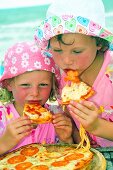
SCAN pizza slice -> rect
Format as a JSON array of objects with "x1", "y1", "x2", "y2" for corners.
[
  {"x1": 23, "y1": 102, "x2": 53, "y2": 124},
  {"x1": 61, "y1": 70, "x2": 94, "y2": 105}
]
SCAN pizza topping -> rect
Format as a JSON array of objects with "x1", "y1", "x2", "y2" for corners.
[
  {"x1": 7, "y1": 155, "x2": 26, "y2": 164},
  {"x1": 51, "y1": 160, "x2": 69, "y2": 167},
  {"x1": 20, "y1": 146, "x2": 39, "y2": 156},
  {"x1": 64, "y1": 153, "x2": 84, "y2": 161},
  {"x1": 64, "y1": 70, "x2": 80, "y2": 83},
  {"x1": 31, "y1": 165, "x2": 49, "y2": 170},
  {"x1": 15, "y1": 162, "x2": 33, "y2": 170}
]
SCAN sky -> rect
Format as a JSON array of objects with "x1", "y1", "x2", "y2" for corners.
[{"x1": 0, "y1": 0, "x2": 55, "y2": 9}]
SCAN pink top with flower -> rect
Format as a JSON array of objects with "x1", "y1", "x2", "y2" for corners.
[
  {"x1": 60, "y1": 50, "x2": 113, "y2": 147},
  {"x1": 0, "y1": 103, "x2": 59, "y2": 154}
]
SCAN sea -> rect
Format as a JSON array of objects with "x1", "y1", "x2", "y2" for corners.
[{"x1": 0, "y1": 0, "x2": 113, "y2": 64}]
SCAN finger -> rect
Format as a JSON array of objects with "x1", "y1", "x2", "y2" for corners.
[
  {"x1": 69, "y1": 110, "x2": 87, "y2": 125},
  {"x1": 53, "y1": 114, "x2": 66, "y2": 123},
  {"x1": 68, "y1": 104, "x2": 87, "y2": 120},
  {"x1": 80, "y1": 100, "x2": 97, "y2": 111},
  {"x1": 16, "y1": 124, "x2": 33, "y2": 134},
  {"x1": 17, "y1": 131, "x2": 32, "y2": 141},
  {"x1": 14, "y1": 119, "x2": 32, "y2": 129}
]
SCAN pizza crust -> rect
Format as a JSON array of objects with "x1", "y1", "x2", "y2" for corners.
[{"x1": 23, "y1": 103, "x2": 53, "y2": 124}]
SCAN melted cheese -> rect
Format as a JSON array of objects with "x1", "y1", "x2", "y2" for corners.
[{"x1": 61, "y1": 82, "x2": 91, "y2": 102}]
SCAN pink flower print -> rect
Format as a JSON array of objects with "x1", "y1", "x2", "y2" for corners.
[
  {"x1": 89, "y1": 21, "x2": 101, "y2": 32},
  {"x1": 44, "y1": 23, "x2": 51, "y2": 31},
  {"x1": 0, "y1": 111, "x2": 2, "y2": 120},
  {"x1": 6, "y1": 106, "x2": 11, "y2": 115},
  {"x1": 30, "y1": 45, "x2": 38, "y2": 53},
  {"x1": 21, "y1": 60, "x2": 29, "y2": 68},
  {"x1": 76, "y1": 25, "x2": 87, "y2": 34},
  {"x1": 21, "y1": 53, "x2": 29, "y2": 60},
  {"x1": 8, "y1": 50, "x2": 13, "y2": 59},
  {"x1": 5, "y1": 107, "x2": 13, "y2": 120},
  {"x1": 53, "y1": 25, "x2": 63, "y2": 35},
  {"x1": 6, "y1": 112, "x2": 13, "y2": 120},
  {"x1": 10, "y1": 66, "x2": 18, "y2": 75},
  {"x1": 16, "y1": 46, "x2": 23, "y2": 54},
  {"x1": 34, "y1": 61, "x2": 42, "y2": 69},
  {"x1": 44, "y1": 57, "x2": 50, "y2": 65},
  {"x1": 12, "y1": 57, "x2": 17, "y2": 64}
]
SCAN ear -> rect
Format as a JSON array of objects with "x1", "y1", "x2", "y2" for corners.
[
  {"x1": 97, "y1": 45, "x2": 102, "y2": 51},
  {"x1": 3, "y1": 80, "x2": 13, "y2": 92}
]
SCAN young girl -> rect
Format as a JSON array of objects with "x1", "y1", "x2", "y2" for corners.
[
  {"x1": 34, "y1": 0, "x2": 113, "y2": 147},
  {"x1": 0, "y1": 41, "x2": 73, "y2": 155}
]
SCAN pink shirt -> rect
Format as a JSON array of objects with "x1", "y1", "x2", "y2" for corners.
[
  {"x1": 0, "y1": 103, "x2": 58, "y2": 153},
  {"x1": 60, "y1": 50, "x2": 113, "y2": 147}
]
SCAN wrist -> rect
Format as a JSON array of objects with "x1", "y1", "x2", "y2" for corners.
[{"x1": 59, "y1": 136, "x2": 74, "y2": 144}]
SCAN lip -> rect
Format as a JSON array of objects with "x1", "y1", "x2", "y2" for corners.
[
  {"x1": 63, "y1": 69, "x2": 70, "y2": 73},
  {"x1": 27, "y1": 100, "x2": 40, "y2": 104}
]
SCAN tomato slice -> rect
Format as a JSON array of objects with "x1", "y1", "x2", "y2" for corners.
[
  {"x1": 20, "y1": 147, "x2": 39, "y2": 156},
  {"x1": 51, "y1": 160, "x2": 69, "y2": 167},
  {"x1": 15, "y1": 162, "x2": 33, "y2": 170},
  {"x1": 7, "y1": 155, "x2": 26, "y2": 164},
  {"x1": 64, "y1": 153, "x2": 84, "y2": 161}
]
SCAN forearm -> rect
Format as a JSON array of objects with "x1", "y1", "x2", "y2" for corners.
[{"x1": 91, "y1": 118, "x2": 113, "y2": 141}]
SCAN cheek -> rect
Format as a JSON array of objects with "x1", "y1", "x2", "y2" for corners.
[
  {"x1": 12, "y1": 87, "x2": 28, "y2": 102},
  {"x1": 52, "y1": 52, "x2": 61, "y2": 64},
  {"x1": 77, "y1": 53, "x2": 95, "y2": 69},
  {"x1": 41, "y1": 88, "x2": 51, "y2": 101}
]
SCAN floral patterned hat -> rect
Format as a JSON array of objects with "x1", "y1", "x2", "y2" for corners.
[
  {"x1": 34, "y1": 0, "x2": 113, "y2": 52},
  {"x1": 0, "y1": 41, "x2": 60, "y2": 85}
]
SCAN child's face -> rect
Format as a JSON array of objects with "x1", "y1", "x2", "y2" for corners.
[
  {"x1": 7, "y1": 71, "x2": 52, "y2": 112},
  {"x1": 50, "y1": 33, "x2": 100, "y2": 74}
]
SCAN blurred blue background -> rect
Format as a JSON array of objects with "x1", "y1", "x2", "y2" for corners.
[{"x1": 0, "y1": 0, "x2": 113, "y2": 63}]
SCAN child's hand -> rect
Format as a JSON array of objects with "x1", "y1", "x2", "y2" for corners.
[
  {"x1": 68, "y1": 100, "x2": 100, "y2": 133},
  {"x1": 1, "y1": 116, "x2": 32, "y2": 153},
  {"x1": 52, "y1": 113, "x2": 73, "y2": 144}
]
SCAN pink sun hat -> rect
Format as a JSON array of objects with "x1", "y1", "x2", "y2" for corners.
[
  {"x1": 0, "y1": 41, "x2": 60, "y2": 85},
  {"x1": 34, "y1": 0, "x2": 113, "y2": 51}
]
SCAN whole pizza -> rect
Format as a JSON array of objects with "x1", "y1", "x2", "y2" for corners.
[{"x1": 0, "y1": 143, "x2": 106, "y2": 170}]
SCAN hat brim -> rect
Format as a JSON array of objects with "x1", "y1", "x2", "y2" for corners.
[{"x1": 34, "y1": 15, "x2": 113, "y2": 49}]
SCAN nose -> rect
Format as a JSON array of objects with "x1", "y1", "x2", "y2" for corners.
[
  {"x1": 62, "y1": 54, "x2": 74, "y2": 66},
  {"x1": 31, "y1": 86, "x2": 39, "y2": 97}
]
